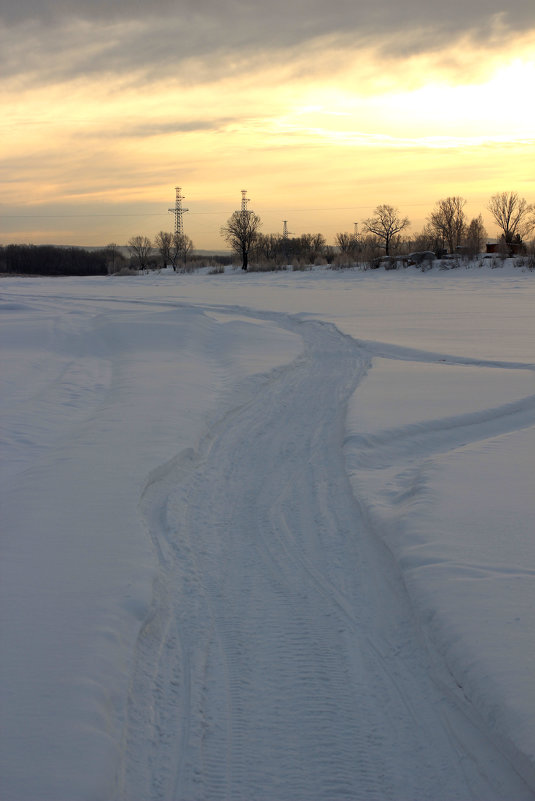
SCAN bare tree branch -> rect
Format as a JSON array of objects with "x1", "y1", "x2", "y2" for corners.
[
  {"x1": 428, "y1": 197, "x2": 467, "y2": 254},
  {"x1": 362, "y1": 205, "x2": 409, "y2": 256},
  {"x1": 221, "y1": 210, "x2": 262, "y2": 270},
  {"x1": 488, "y1": 192, "x2": 535, "y2": 244},
  {"x1": 127, "y1": 235, "x2": 152, "y2": 271}
]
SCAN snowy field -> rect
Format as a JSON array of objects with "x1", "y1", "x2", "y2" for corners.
[{"x1": 1, "y1": 262, "x2": 534, "y2": 800}]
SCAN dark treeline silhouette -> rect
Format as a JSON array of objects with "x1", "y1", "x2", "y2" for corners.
[
  {"x1": 219, "y1": 192, "x2": 534, "y2": 271},
  {"x1": 0, "y1": 245, "x2": 109, "y2": 276},
  {"x1": 254, "y1": 232, "x2": 330, "y2": 267}
]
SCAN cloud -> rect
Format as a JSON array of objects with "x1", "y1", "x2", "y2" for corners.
[
  {"x1": 2, "y1": 0, "x2": 534, "y2": 33},
  {"x1": 94, "y1": 118, "x2": 239, "y2": 139},
  {"x1": 1, "y1": 0, "x2": 533, "y2": 85},
  {"x1": 1, "y1": 0, "x2": 533, "y2": 249}
]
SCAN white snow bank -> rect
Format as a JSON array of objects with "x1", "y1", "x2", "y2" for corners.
[
  {"x1": 344, "y1": 353, "x2": 535, "y2": 788},
  {"x1": 410, "y1": 428, "x2": 535, "y2": 785}
]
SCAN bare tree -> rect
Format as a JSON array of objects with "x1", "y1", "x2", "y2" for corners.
[
  {"x1": 428, "y1": 197, "x2": 467, "y2": 253},
  {"x1": 170, "y1": 232, "x2": 194, "y2": 271},
  {"x1": 335, "y1": 231, "x2": 359, "y2": 258},
  {"x1": 254, "y1": 233, "x2": 283, "y2": 264},
  {"x1": 464, "y1": 215, "x2": 487, "y2": 256},
  {"x1": 488, "y1": 191, "x2": 535, "y2": 244},
  {"x1": 221, "y1": 209, "x2": 262, "y2": 270},
  {"x1": 362, "y1": 205, "x2": 410, "y2": 256},
  {"x1": 127, "y1": 235, "x2": 152, "y2": 271},
  {"x1": 154, "y1": 231, "x2": 173, "y2": 269},
  {"x1": 103, "y1": 242, "x2": 125, "y2": 274},
  {"x1": 409, "y1": 224, "x2": 440, "y2": 253},
  {"x1": 298, "y1": 233, "x2": 327, "y2": 263}
]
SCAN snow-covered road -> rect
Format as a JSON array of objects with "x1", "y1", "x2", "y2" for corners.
[{"x1": 1, "y1": 267, "x2": 534, "y2": 800}]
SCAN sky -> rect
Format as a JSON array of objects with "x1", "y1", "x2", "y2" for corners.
[{"x1": 1, "y1": 0, "x2": 534, "y2": 250}]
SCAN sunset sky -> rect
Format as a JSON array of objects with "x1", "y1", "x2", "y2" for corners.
[{"x1": 1, "y1": 0, "x2": 534, "y2": 250}]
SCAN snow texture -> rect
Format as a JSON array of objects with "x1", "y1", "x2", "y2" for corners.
[{"x1": 1, "y1": 263, "x2": 534, "y2": 800}]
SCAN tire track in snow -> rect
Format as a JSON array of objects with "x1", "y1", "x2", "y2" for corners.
[
  {"x1": 345, "y1": 394, "x2": 535, "y2": 472},
  {"x1": 345, "y1": 337, "x2": 535, "y2": 472},
  {"x1": 119, "y1": 311, "x2": 533, "y2": 801}
]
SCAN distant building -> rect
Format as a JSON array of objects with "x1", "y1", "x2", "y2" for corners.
[{"x1": 486, "y1": 241, "x2": 525, "y2": 256}]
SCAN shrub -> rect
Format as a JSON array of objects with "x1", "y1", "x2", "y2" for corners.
[{"x1": 248, "y1": 260, "x2": 287, "y2": 272}]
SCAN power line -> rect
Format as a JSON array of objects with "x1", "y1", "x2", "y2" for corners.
[
  {"x1": 1, "y1": 203, "x2": 432, "y2": 220},
  {"x1": 0, "y1": 213, "x2": 169, "y2": 218}
]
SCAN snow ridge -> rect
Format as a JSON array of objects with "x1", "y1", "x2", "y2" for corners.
[{"x1": 344, "y1": 342, "x2": 535, "y2": 794}]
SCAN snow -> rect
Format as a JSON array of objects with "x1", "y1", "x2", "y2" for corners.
[{"x1": 1, "y1": 262, "x2": 534, "y2": 800}]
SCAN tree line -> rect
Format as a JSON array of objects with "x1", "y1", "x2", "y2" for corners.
[
  {"x1": 0, "y1": 238, "x2": 220, "y2": 276},
  {"x1": 219, "y1": 191, "x2": 535, "y2": 270},
  {"x1": 0, "y1": 244, "x2": 110, "y2": 276},
  {"x1": 2, "y1": 191, "x2": 533, "y2": 275}
]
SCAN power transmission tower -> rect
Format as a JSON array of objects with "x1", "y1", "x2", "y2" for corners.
[
  {"x1": 168, "y1": 187, "x2": 189, "y2": 235},
  {"x1": 282, "y1": 220, "x2": 294, "y2": 239},
  {"x1": 240, "y1": 190, "x2": 251, "y2": 214},
  {"x1": 282, "y1": 220, "x2": 294, "y2": 264}
]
